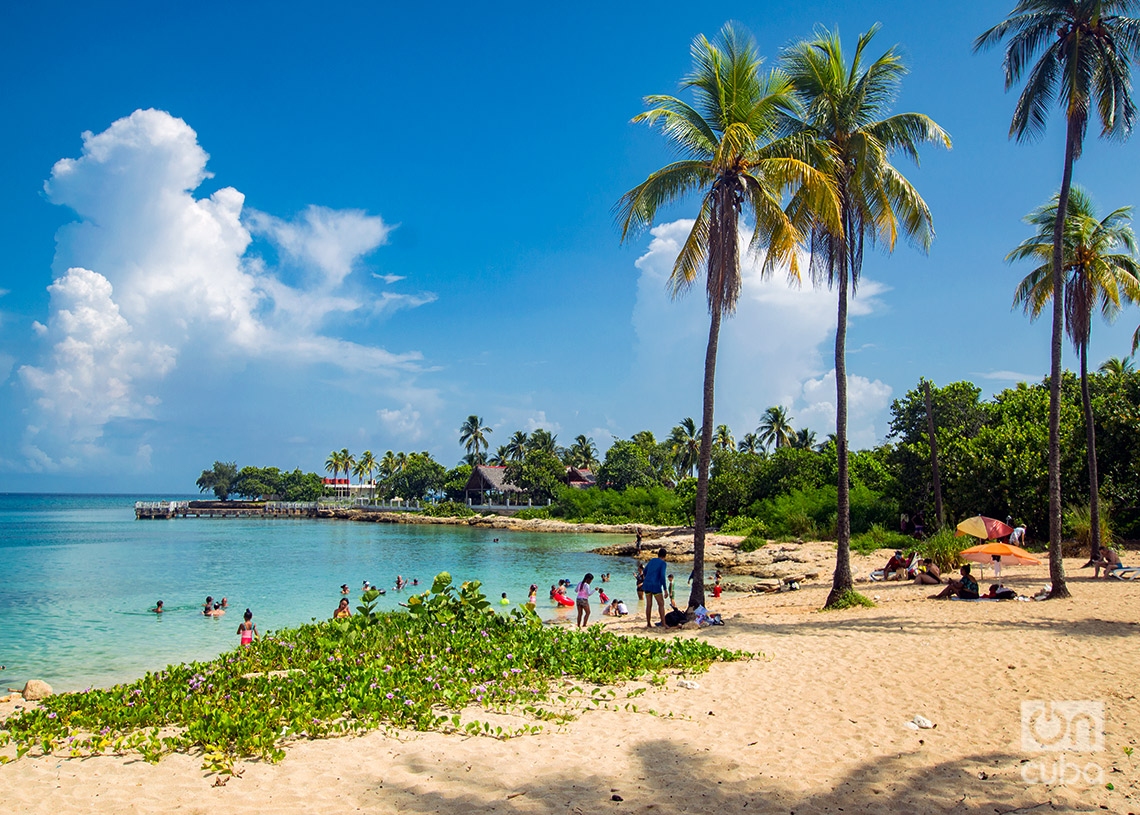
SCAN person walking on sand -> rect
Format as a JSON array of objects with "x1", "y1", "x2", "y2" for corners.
[
  {"x1": 575, "y1": 573, "x2": 595, "y2": 628},
  {"x1": 237, "y1": 609, "x2": 258, "y2": 645},
  {"x1": 642, "y1": 548, "x2": 668, "y2": 629}
]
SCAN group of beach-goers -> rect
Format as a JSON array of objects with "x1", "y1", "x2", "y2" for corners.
[{"x1": 146, "y1": 595, "x2": 259, "y2": 646}]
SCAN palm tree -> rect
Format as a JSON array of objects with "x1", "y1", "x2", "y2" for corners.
[
  {"x1": 976, "y1": 1, "x2": 1140, "y2": 599},
  {"x1": 505, "y1": 431, "x2": 529, "y2": 463},
  {"x1": 340, "y1": 449, "x2": 355, "y2": 499},
  {"x1": 791, "y1": 427, "x2": 818, "y2": 449},
  {"x1": 526, "y1": 428, "x2": 559, "y2": 457},
  {"x1": 713, "y1": 424, "x2": 734, "y2": 451},
  {"x1": 1099, "y1": 354, "x2": 1135, "y2": 386},
  {"x1": 757, "y1": 405, "x2": 795, "y2": 450},
  {"x1": 568, "y1": 435, "x2": 599, "y2": 469},
  {"x1": 783, "y1": 26, "x2": 950, "y2": 608},
  {"x1": 490, "y1": 445, "x2": 510, "y2": 466},
  {"x1": 737, "y1": 432, "x2": 762, "y2": 454},
  {"x1": 459, "y1": 415, "x2": 492, "y2": 463},
  {"x1": 668, "y1": 418, "x2": 701, "y2": 479},
  {"x1": 380, "y1": 450, "x2": 397, "y2": 478},
  {"x1": 1009, "y1": 186, "x2": 1140, "y2": 561},
  {"x1": 617, "y1": 22, "x2": 838, "y2": 610},
  {"x1": 355, "y1": 450, "x2": 377, "y2": 498},
  {"x1": 324, "y1": 450, "x2": 340, "y2": 495}
]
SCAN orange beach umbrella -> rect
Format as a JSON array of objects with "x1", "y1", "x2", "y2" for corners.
[
  {"x1": 955, "y1": 515, "x2": 1014, "y2": 541},
  {"x1": 959, "y1": 541, "x2": 1041, "y2": 566}
]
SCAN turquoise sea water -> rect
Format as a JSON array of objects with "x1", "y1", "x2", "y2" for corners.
[{"x1": 0, "y1": 494, "x2": 634, "y2": 692}]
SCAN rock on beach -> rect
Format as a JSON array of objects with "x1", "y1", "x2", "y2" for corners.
[{"x1": 21, "y1": 680, "x2": 52, "y2": 701}]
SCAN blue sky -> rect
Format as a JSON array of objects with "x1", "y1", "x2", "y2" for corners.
[{"x1": 1, "y1": 1, "x2": 1138, "y2": 492}]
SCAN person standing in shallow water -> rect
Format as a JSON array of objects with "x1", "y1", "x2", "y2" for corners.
[
  {"x1": 575, "y1": 573, "x2": 595, "y2": 628},
  {"x1": 237, "y1": 609, "x2": 258, "y2": 645},
  {"x1": 642, "y1": 548, "x2": 668, "y2": 629}
]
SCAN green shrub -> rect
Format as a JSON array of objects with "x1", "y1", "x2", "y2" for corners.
[
  {"x1": 547, "y1": 485, "x2": 685, "y2": 525},
  {"x1": 849, "y1": 523, "x2": 916, "y2": 555},
  {"x1": 1062, "y1": 502, "x2": 1114, "y2": 554},
  {"x1": 754, "y1": 484, "x2": 896, "y2": 540},
  {"x1": 513, "y1": 507, "x2": 551, "y2": 520},
  {"x1": 917, "y1": 528, "x2": 971, "y2": 571},
  {"x1": 824, "y1": 589, "x2": 875, "y2": 610},
  {"x1": 739, "y1": 528, "x2": 769, "y2": 553},
  {"x1": 416, "y1": 501, "x2": 476, "y2": 518},
  {"x1": 718, "y1": 515, "x2": 761, "y2": 535}
]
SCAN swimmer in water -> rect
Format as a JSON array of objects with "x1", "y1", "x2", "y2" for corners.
[
  {"x1": 202, "y1": 595, "x2": 214, "y2": 614},
  {"x1": 150, "y1": 600, "x2": 164, "y2": 613},
  {"x1": 341, "y1": 584, "x2": 350, "y2": 594},
  {"x1": 211, "y1": 603, "x2": 226, "y2": 617}
]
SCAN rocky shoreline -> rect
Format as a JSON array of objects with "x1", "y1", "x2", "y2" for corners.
[{"x1": 313, "y1": 507, "x2": 684, "y2": 537}]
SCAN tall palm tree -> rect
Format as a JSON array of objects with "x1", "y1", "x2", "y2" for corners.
[
  {"x1": 1010, "y1": 186, "x2": 1140, "y2": 561},
  {"x1": 616, "y1": 23, "x2": 838, "y2": 609},
  {"x1": 569, "y1": 435, "x2": 599, "y2": 469},
  {"x1": 490, "y1": 445, "x2": 510, "y2": 466},
  {"x1": 380, "y1": 450, "x2": 397, "y2": 478},
  {"x1": 976, "y1": 1, "x2": 1140, "y2": 599},
  {"x1": 459, "y1": 415, "x2": 492, "y2": 463},
  {"x1": 713, "y1": 424, "x2": 735, "y2": 451},
  {"x1": 757, "y1": 405, "x2": 795, "y2": 450},
  {"x1": 324, "y1": 450, "x2": 342, "y2": 497},
  {"x1": 737, "y1": 432, "x2": 762, "y2": 454},
  {"x1": 783, "y1": 26, "x2": 950, "y2": 608},
  {"x1": 668, "y1": 418, "x2": 701, "y2": 479},
  {"x1": 340, "y1": 449, "x2": 355, "y2": 499},
  {"x1": 505, "y1": 431, "x2": 529, "y2": 463}
]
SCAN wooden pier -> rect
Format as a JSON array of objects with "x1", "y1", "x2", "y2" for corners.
[{"x1": 135, "y1": 501, "x2": 319, "y2": 519}]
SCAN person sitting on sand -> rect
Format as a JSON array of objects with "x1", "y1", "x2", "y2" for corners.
[
  {"x1": 150, "y1": 600, "x2": 164, "y2": 613},
  {"x1": 334, "y1": 598, "x2": 351, "y2": 619},
  {"x1": 1092, "y1": 547, "x2": 1123, "y2": 578},
  {"x1": 931, "y1": 565, "x2": 980, "y2": 600},
  {"x1": 604, "y1": 598, "x2": 620, "y2": 616},
  {"x1": 643, "y1": 548, "x2": 669, "y2": 629},
  {"x1": 882, "y1": 550, "x2": 909, "y2": 581},
  {"x1": 914, "y1": 558, "x2": 941, "y2": 585}
]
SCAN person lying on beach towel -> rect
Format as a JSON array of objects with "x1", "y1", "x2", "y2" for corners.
[
  {"x1": 983, "y1": 584, "x2": 1018, "y2": 600},
  {"x1": 930, "y1": 565, "x2": 979, "y2": 600}
]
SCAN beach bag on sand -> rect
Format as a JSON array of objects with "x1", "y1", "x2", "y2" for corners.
[{"x1": 664, "y1": 609, "x2": 686, "y2": 627}]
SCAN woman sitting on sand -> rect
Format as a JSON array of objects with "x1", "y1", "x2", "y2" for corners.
[
  {"x1": 914, "y1": 559, "x2": 941, "y2": 585},
  {"x1": 930, "y1": 565, "x2": 979, "y2": 600}
]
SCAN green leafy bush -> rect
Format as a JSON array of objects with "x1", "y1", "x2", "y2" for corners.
[
  {"x1": 754, "y1": 484, "x2": 896, "y2": 539},
  {"x1": 1063, "y1": 502, "x2": 1115, "y2": 554},
  {"x1": 513, "y1": 507, "x2": 551, "y2": 520},
  {"x1": 850, "y1": 523, "x2": 916, "y2": 555},
  {"x1": 917, "y1": 528, "x2": 971, "y2": 571},
  {"x1": 548, "y1": 485, "x2": 685, "y2": 525},
  {"x1": 739, "y1": 527, "x2": 770, "y2": 552},
  {"x1": 0, "y1": 574, "x2": 745, "y2": 773},
  {"x1": 416, "y1": 501, "x2": 477, "y2": 518},
  {"x1": 718, "y1": 515, "x2": 762, "y2": 535}
]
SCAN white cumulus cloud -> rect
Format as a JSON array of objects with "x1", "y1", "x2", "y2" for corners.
[{"x1": 17, "y1": 108, "x2": 438, "y2": 472}]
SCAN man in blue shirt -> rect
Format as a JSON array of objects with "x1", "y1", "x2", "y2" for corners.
[{"x1": 643, "y1": 547, "x2": 668, "y2": 629}]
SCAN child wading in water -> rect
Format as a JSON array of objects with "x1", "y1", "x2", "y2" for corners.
[
  {"x1": 575, "y1": 573, "x2": 595, "y2": 628},
  {"x1": 237, "y1": 608, "x2": 258, "y2": 646}
]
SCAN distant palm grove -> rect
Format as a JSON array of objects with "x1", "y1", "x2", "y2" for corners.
[{"x1": 197, "y1": 6, "x2": 1140, "y2": 610}]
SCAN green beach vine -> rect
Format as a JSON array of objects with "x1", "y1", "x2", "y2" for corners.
[{"x1": 0, "y1": 573, "x2": 745, "y2": 776}]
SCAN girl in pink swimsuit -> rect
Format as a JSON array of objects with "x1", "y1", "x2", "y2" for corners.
[{"x1": 237, "y1": 609, "x2": 258, "y2": 646}]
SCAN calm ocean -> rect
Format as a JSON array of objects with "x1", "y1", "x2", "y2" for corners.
[{"x1": 0, "y1": 494, "x2": 633, "y2": 692}]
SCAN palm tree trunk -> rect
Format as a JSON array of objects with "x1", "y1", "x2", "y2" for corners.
[
  {"x1": 923, "y1": 379, "x2": 944, "y2": 528},
  {"x1": 826, "y1": 247, "x2": 853, "y2": 608},
  {"x1": 1080, "y1": 342, "x2": 1102, "y2": 562},
  {"x1": 1046, "y1": 118, "x2": 1077, "y2": 600},
  {"x1": 688, "y1": 306, "x2": 721, "y2": 611}
]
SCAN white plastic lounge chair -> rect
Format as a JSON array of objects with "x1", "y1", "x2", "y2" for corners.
[{"x1": 1109, "y1": 565, "x2": 1140, "y2": 580}]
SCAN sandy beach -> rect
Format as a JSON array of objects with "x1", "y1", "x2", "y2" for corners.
[{"x1": 1, "y1": 553, "x2": 1136, "y2": 815}]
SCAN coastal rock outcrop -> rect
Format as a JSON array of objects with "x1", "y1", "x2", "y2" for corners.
[{"x1": 22, "y1": 680, "x2": 52, "y2": 700}]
